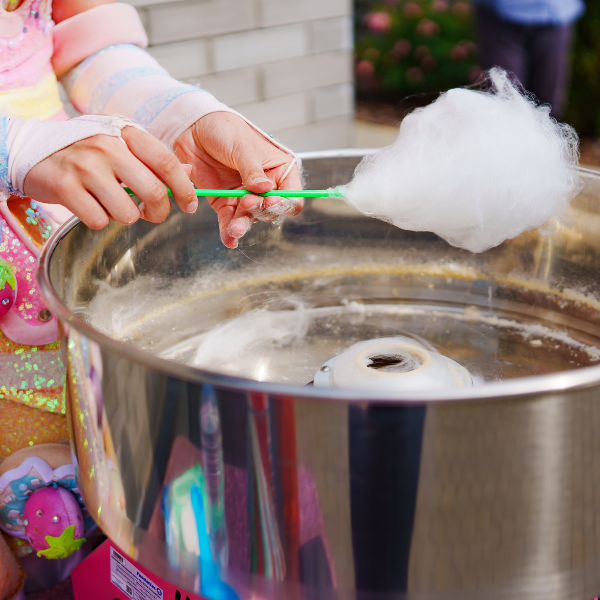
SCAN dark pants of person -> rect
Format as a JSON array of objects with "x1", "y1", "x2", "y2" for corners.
[{"x1": 476, "y1": 6, "x2": 575, "y2": 120}]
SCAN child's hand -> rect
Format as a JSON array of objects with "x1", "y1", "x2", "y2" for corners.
[
  {"x1": 173, "y1": 112, "x2": 303, "y2": 248},
  {"x1": 24, "y1": 126, "x2": 196, "y2": 229}
]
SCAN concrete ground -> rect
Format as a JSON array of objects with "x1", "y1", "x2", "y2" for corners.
[{"x1": 353, "y1": 119, "x2": 398, "y2": 148}]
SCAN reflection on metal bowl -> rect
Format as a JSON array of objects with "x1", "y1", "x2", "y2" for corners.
[{"x1": 39, "y1": 151, "x2": 600, "y2": 599}]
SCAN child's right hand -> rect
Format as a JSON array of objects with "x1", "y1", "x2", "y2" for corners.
[{"x1": 24, "y1": 126, "x2": 196, "y2": 229}]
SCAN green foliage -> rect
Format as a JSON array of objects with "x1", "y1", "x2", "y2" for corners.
[
  {"x1": 355, "y1": 0, "x2": 479, "y2": 98},
  {"x1": 566, "y1": 2, "x2": 600, "y2": 137},
  {"x1": 356, "y1": 0, "x2": 600, "y2": 137}
]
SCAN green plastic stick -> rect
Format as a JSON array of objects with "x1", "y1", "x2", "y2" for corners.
[{"x1": 124, "y1": 187, "x2": 344, "y2": 198}]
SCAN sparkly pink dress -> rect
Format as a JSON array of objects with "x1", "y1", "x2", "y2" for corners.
[{"x1": 0, "y1": 0, "x2": 70, "y2": 461}]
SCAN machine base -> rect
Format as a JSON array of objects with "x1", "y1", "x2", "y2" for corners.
[{"x1": 72, "y1": 540, "x2": 205, "y2": 600}]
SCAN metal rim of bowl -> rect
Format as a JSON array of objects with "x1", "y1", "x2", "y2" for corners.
[{"x1": 37, "y1": 152, "x2": 600, "y2": 404}]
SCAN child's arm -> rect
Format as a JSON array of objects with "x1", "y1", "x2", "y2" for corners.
[
  {"x1": 1, "y1": 115, "x2": 196, "y2": 228},
  {"x1": 51, "y1": 0, "x2": 302, "y2": 247}
]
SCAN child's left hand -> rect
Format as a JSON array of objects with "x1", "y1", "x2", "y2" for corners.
[{"x1": 173, "y1": 112, "x2": 303, "y2": 249}]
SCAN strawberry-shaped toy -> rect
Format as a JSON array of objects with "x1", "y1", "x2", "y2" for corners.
[
  {"x1": 0, "y1": 443, "x2": 95, "y2": 560},
  {"x1": 23, "y1": 485, "x2": 86, "y2": 558}
]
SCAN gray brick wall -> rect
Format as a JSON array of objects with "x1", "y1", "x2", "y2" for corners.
[{"x1": 131, "y1": 0, "x2": 355, "y2": 151}]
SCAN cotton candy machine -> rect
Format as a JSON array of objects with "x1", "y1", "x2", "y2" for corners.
[{"x1": 39, "y1": 150, "x2": 600, "y2": 600}]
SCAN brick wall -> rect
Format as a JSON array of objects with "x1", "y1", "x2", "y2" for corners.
[{"x1": 130, "y1": 0, "x2": 355, "y2": 151}]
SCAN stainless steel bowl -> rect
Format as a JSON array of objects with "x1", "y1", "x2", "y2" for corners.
[{"x1": 39, "y1": 151, "x2": 600, "y2": 600}]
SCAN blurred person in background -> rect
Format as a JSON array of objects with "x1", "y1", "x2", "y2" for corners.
[{"x1": 473, "y1": 0, "x2": 585, "y2": 119}]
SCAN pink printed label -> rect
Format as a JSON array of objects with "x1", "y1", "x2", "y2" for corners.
[{"x1": 72, "y1": 540, "x2": 206, "y2": 600}]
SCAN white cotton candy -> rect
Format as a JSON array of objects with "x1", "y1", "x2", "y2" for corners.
[
  {"x1": 249, "y1": 197, "x2": 300, "y2": 220},
  {"x1": 191, "y1": 298, "x2": 309, "y2": 378},
  {"x1": 341, "y1": 68, "x2": 583, "y2": 253}
]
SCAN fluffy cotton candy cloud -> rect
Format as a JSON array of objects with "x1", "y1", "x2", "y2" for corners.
[{"x1": 341, "y1": 68, "x2": 582, "y2": 252}]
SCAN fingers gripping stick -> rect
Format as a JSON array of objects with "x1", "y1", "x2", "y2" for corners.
[{"x1": 0, "y1": 115, "x2": 144, "y2": 199}]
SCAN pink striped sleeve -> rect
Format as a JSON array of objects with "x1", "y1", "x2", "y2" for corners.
[{"x1": 52, "y1": 3, "x2": 148, "y2": 78}]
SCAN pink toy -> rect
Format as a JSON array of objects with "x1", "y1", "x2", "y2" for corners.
[{"x1": 23, "y1": 485, "x2": 86, "y2": 558}]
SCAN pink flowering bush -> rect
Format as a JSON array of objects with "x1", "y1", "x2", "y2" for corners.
[
  {"x1": 364, "y1": 10, "x2": 392, "y2": 33},
  {"x1": 356, "y1": 0, "x2": 479, "y2": 97}
]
